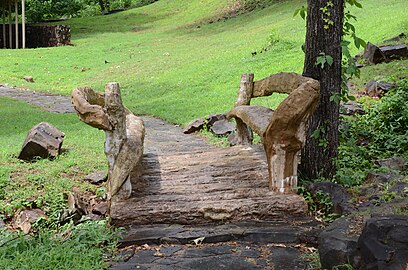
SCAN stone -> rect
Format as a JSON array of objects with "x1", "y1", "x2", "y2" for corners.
[
  {"x1": 364, "y1": 172, "x2": 403, "y2": 185},
  {"x1": 13, "y1": 209, "x2": 47, "y2": 234},
  {"x1": 374, "y1": 157, "x2": 406, "y2": 171},
  {"x1": 318, "y1": 217, "x2": 363, "y2": 270},
  {"x1": 358, "y1": 215, "x2": 408, "y2": 270},
  {"x1": 23, "y1": 76, "x2": 34, "y2": 83},
  {"x1": 0, "y1": 218, "x2": 5, "y2": 229},
  {"x1": 85, "y1": 171, "x2": 107, "y2": 184},
  {"x1": 365, "y1": 80, "x2": 395, "y2": 98},
  {"x1": 205, "y1": 114, "x2": 226, "y2": 127},
  {"x1": 341, "y1": 101, "x2": 365, "y2": 115},
  {"x1": 92, "y1": 202, "x2": 108, "y2": 216},
  {"x1": 183, "y1": 118, "x2": 205, "y2": 134},
  {"x1": 209, "y1": 119, "x2": 235, "y2": 136},
  {"x1": 307, "y1": 182, "x2": 352, "y2": 215},
  {"x1": 18, "y1": 122, "x2": 65, "y2": 161},
  {"x1": 380, "y1": 44, "x2": 408, "y2": 60},
  {"x1": 383, "y1": 33, "x2": 406, "y2": 43},
  {"x1": 363, "y1": 42, "x2": 386, "y2": 64}
]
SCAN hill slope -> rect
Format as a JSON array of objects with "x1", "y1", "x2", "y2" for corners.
[{"x1": 0, "y1": 0, "x2": 407, "y2": 124}]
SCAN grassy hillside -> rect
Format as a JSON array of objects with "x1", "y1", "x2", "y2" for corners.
[{"x1": 0, "y1": 0, "x2": 407, "y2": 125}]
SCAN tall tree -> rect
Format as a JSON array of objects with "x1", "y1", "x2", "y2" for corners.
[{"x1": 299, "y1": 0, "x2": 345, "y2": 179}]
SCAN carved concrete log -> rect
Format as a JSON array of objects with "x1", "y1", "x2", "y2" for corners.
[
  {"x1": 264, "y1": 79, "x2": 320, "y2": 193},
  {"x1": 71, "y1": 83, "x2": 145, "y2": 202},
  {"x1": 227, "y1": 72, "x2": 320, "y2": 193},
  {"x1": 233, "y1": 74, "x2": 254, "y2": 145}
]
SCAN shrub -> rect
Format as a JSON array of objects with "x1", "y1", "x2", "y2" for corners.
[{"x1": 336, "y1": 79, "x2": 408, "y2": 186}]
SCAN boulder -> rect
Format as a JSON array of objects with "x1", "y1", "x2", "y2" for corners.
[
  {"x1": 365, "y1": 80, "x2": 395, "y2": 98},
  {"x1": 380, "y1": 44, "x2": 408, "y2": 60},
  {"x1": 92, "y1": 201, "x2": 108, "y2": 216},
  {"x1": 85, "y1": 171, "x2": 108, "y2": 184},
  {"x1": 206, "y1": 113, "x2": 226, "y2": 127},
  {"x1": 209, "y1": 119, "x2": 235, "y2": 136},
  {"x1": 363, "y1": 43, "x2": 386, "y2": 64},
  {"x1": 307, "y1": 182, "x2": 353, "y2": 215},
  {"x1": 374, "y1": 157, "x2": 406, "y2": 171},
  {"x1": 183, "y1": 118, "x2": 205, "y2": 134},
  {"x1": 18, "y1": 122, "x2": 65, "y2": 161},
  {"x1": 358, "y1": 215, "x2": 408, "y2": 270},
  {"x1": 383, "y1": 33, "x2": 406, "y2": 43},
  {"x1": 364, "y1": 173, "x2": 403, "y2": 185},
  {"x1": 318, "y1": 216, "x2": 363, "y2": 269},
  {"x1": 341, "y1": 101, "x2": 365, "y2": 115},
  {"x1": 13, "y1": 209, "x2": 47, "y2": 233}
]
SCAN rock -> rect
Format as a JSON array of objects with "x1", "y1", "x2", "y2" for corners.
[
  {"x1": 363, "y1": 42, "x2": 386, "y2": 64},
  {"x1": 183, "y1": 118, "x2": 205, "y2": 134},
  {"x1": 209, "y1": 119, "x2": 235, "y2": 136},
  {"x1": 364, "y1": 173, "x2": 403, "y2": 185},
  {"x1": 341, "y1": 101, "x2": 365, "y2": 115},
  {"x1": 389, "y1": 182, "x2": 408, "y2": 196},
  {"x1": 358, "y1": 215, "x2": 408, "y2": 270},
  {"x1": 13, "y1": 209, "x2": 47, "y2": 234},
  {"x1": 380, "y1": 44, "x2": 408, "y2": 60},
  {"x1": 18, "y1": 122, "x2": 65, "y2": 161},
  {"x1": 374, "y1": 157, "x2": 406, "y2": 171},
  {"x1": 92, "y1": 202, "x2": 108, "y2": 216},
  {"x1": 85, "y1": 171, "x2": 107, "y2": 184},
  {"x1": 383, "y1": 33, "x2": 406, "y2": 43},
  {"x1": 206, "y1": 114, "x2": 226, "y2": 127},
  {"x1": 23, "y1": 76, "x2": 34, "y2": 83},
  {"x1": 228, "y1": 131, "x2": 240, "y2": 146},
  {"x1": 365, "y1": 80, "x2": 395, "y2": 98},
  {"x1": 318, "y1": 216, "x2": 363, "y2": 270},
  {"x1": 307, "y1": 182, "x2": 352, "y2": 215},
  {"x1": 0, "y1": 219, "x2": 5, "y2": 229}
]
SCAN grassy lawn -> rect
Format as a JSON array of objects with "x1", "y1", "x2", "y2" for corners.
[
  {"x1": 0, "y1": 0, "x2": 407, "y2": 268},
  {"x1": 1, "y1": 0, "x2": 407, "y2": 125}
]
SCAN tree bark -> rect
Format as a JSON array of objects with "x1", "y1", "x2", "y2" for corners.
[{"x1": 299, "y1": 0, "x2": 344, "y2": 180}]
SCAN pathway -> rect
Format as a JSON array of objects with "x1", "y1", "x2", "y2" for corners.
[{"x1": 0, "y1": 86, "x2": 319, "y2": 269}]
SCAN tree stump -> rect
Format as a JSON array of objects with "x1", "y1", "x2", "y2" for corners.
[{"x1": 71, "y1": 83, "x2": 145, "y2": 202}]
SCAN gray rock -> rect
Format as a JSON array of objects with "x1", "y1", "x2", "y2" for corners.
[
  {"x1": 383, "y1": 33, "x2": 406, "y2": 43},
  {"x1": 206, "y1": 113, "x2": 226, "y2": 127},
  {"x1": 183, "y1": 118, "x2": 205, "y2": 134},
  {"x1": 318, "y1": 217, "x2": 362, "y2": 270},
  {"x1": 358, "y1": 215, "x2": 408, "y2": 270},
  {"x1": 92, "y1": 201, "x2": 108, "y2": 216},
  {"x1": 18, "y1": 122, "x2": 65, "y2": 161},
  {"x1": 365, "y1": 80, "x2": 395, "y2": 98},
  {"x1": 209, "y1": 119, "x2": 235, "y2": 136},
  {"x1": 85, "y1": 171, "x2": 107, "y2": 184},
  {"x1": 374, "y1": 157, "x2": 406, "y2": 171},
  {"x1": 365, "y1": 172, "x2": 403, "y2": 184},
  {"x1": 307, "y1": 182, "x2": 353, "y2": 215},
  {"x1": 363, "y1": 42, "x2": 386, "y2": 64},
  {"x1": 341, "y1": 101, "x2": 365, "y2": 115},
  {"x1": 380, "y1": 44, "x2": 408, "y2": 60}
]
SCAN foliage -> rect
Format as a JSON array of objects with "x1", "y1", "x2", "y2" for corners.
[
  {"x1": 0, "y1": 220, "x2": 121, "y2": 270},
  {"x1": 296, "y1": 186, "x2": 338, "y2": 222},
  {"x1": 336, "y1": 80, "x2": 408, "y2": 186}
]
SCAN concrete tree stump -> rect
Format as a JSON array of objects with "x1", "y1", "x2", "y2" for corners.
[
  {"x1": 71, "y1": 83, "x2": 145, "y2": 202},
  {"x1": 227, "y1": 72, "x2": 320, "y2": 193}
]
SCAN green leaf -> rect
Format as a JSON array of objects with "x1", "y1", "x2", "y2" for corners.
[
  {"x1": 355, "y1": 1, "x2": 363, "y2": 8},
  {"x1": 326, "y1": 55, "x2": 334, "y2": 66}
]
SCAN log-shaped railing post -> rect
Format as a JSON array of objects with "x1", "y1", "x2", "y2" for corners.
[
  {"x1": 234, "y1": 73, "x2": 254, "y2": 145},
  {"x1": 71, "y1": 83, "x2": 145, "y2": 204}
]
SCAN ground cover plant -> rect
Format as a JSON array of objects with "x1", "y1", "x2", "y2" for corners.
[{"x1": 0, "y1": 0, "x2": 408, "y2": 268}]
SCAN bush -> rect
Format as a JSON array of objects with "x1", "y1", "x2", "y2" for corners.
[{"x1": 336, "y1": 79, "x2": 408, "y2": 186}]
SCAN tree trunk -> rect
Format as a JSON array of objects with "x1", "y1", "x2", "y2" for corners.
[{"x1": 299, "y1": 0, "x2": 344, "y2": 180}]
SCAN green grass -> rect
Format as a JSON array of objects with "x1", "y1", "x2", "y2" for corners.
[
  {"x1": 0, "y1": 97, "x2": 106, "y2": 219},
  {"x1": 1, "y1": 0, "x2": 406, "y2": 125}
]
